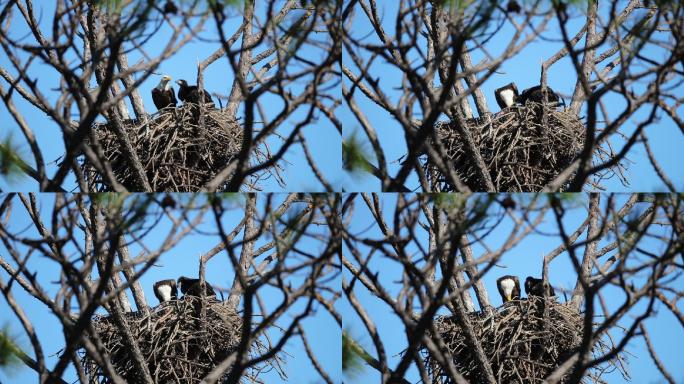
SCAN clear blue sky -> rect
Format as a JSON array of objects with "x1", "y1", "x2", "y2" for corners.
[
  {"x1": 0, "y1": 193, "x2": 340, "y2": 383},
  {"x1": 341, "y1": 1, "x2": 684, "y2": 192},
  {"x1": 341, "y1": 193, "x2": 684, "y2": 383},
  {"x1": 0, "y1": 2, "x2": 342, "y2": 192}
]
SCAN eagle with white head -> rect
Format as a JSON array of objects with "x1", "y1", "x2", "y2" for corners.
[
  {"x1": 496, "y1": 275, "x2": 521, "y2": 304},
  {"x1": 153, "y1": 279, "x2": 178, "y2": 303}
]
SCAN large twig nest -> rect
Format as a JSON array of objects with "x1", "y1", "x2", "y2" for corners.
[
  {"x1": 423, "y1": 297, "x2": 613, "y2": 384},
  {"x1": 424, "y1": 103, "x2": 588, "y2": 192},
  {"x1": 82, "y1": 297, "x2": 243, "y2": 383},
  {"x1": 82, "y1": 105, "x2": 252, "y2": 191}
]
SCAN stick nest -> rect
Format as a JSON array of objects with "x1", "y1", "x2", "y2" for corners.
[
  {"x1": 423, "y1": 297, "x2": 598, "y2": 384},
  {"x1": 83, "y1": 105, "x2": 249, "y2": 191},
  {"x1": 424, "y1": 104, "x2": 587, "y2": 192},
  {"x1": 82, "y1": 297, "x2": 243, "y2": 383}
]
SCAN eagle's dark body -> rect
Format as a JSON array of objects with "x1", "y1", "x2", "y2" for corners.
[
  {"x1": 518, "y1": 85, "x2": 561, "y2": 106},
  {"x1": 525, "y1": 276, "x2": 556, "y2": 297},
  {"x1": 176, "y1": 79, "x2": 214, "y2": 107},
  {"x1": 152, "y1": 75, "x2": 177, "y2": 111},
  {"x1": 177, "y1": 276, "x2": 217, "y2": 298}
]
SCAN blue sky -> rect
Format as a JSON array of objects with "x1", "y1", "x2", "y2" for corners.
[
  {"x1": 341, "y1": 193, "x2": 684, "y2": 383},
  {"x1": 0, "y1": 193, "x2": 340, "y2": 383},
  {"x1": 341, "y1": 1, "x2": 684, "y2": 192},
  {"x1": 0, "y1": 2, "x2": 342, "y2": 192}
]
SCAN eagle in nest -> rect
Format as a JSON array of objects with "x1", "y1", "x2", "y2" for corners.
[
  {"x1": 518, "y1": 85, "x2": 562, "y2": 107},
  {"x1": 177, "y1": 276, "x2": 217, "y2": 299},
  {"x1": 151, "y1": 75, "x2": 178, "y2": 111},
  {"x1": 497, "y1": 275, "x2": 521, "y2": 304},
  {"x1": 494, "y1": 82, "x2": 519, "y2": 110},
  {"x1": 153, "y1": 279, "x2": 178, "y2": 303},
  {"x1": 525, "y1": 276, "x2": 556, "y2": 297},
  {"x1": 494, "y1": 82, "x2": 563, "y2": 109},
  {"x1": 176, "y1": 79, "x2": 215, "y2": 108}
]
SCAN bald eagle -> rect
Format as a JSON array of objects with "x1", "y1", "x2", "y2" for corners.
[
  {"x1": 177, "y1": 276, "x2": 217, "y2": 298},
  {"x1": 497, "y1": 275, "x2": 521, "y2": 304},
  {"x1": 518, "y1": 85, "x2": 562, "y2": 107},
  {"x1": 524, "y1": 276, "x2": 555, "y2": 297},
  {"x1": 153, "y1": 279, "x2": 178, "y2": 303},
  {"x1": 151, "y1": 75, "x2": 177, "y2": 111},
  {"x1": 175, "y1": 79, "x2": 215, "y2": 108},
  {"x1": 495, "y1": 82, "x2": 519, "y2": 110}
]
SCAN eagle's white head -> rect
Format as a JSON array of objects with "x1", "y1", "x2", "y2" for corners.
[
  {"x1": 497, "y1": 275, "x2": 520, "y2": 303},
  {"x1": 499, "y1": 88, "x2": 516, "y2": 108},
  {"x1": 157, "y1": 75, "x2": 172, "y2": 91},
  {"x1": 156, "y1": 284, "x2": 173, "y2": 302},
  {"x1": 153, "y1": 279, "x2": 177, "y2": 304},
  {"x1": 500, "y1": 278, "x2": 516, "y2": 300},
  {"x1": 495, "y1": 82, "x2": 519, "y2": 110}
]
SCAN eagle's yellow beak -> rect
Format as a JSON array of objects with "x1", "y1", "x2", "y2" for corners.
[
  {"x1": 505, "y1": 293, "x2": 512, "y2": 302},
  {"x1": 162, "y1": 75, "x2": 172, "y2": 81}
]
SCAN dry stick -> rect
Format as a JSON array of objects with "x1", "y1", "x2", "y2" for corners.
[
  {"x1": 85, "y1": 9, "x2": 150, "y2": 191},
  {"x1": 49, "y1": 222, "x2": 124, "y2": 379},
  {"x1": 296, "y1": 324, "x2": 334, "y2": 384},
  {"x1": 207, "y1": 87, "x2": 316, "y2": 191},
  {"x1": 298, "y1": 132, "x2": 334, "y2": 192},
  {"x1": 0, "y1": 276, "x2": 52, "y2": 382},
  {"x1": 0, "y1": 82, "x2": 47, "y2": 184},
  {"x1": 569, "y1": 0, "x2": 599, "y2": 115},
  {"x1": 571, "y1": 193, "x2": 601, "y2": 310},
  {"x1": 93, "y1": 215, "x2": 132, "y2": 313},
  {"x1": 458, "y1": 234, "x2": 491, "y2": 309},
  {"x1": 343, "y1": 279, "x2": 393, "y2": 382},
  {"x1": 202, "y1": 193, "x2": 298, "y2": 267},
  {"x1": 79, "y1": 327, "x2": 128, "y2": 384},
  {"x1": 429, "y1": 8, "x2": 492, "y2": 190},
  {"x1": 198, "y1": 254, "x2": 209, "y2": 342},
  {"x1": 421, "y1": 326, "x2": 470, "y2": 384},
  {"x1": 226, "y1": 194, "x2": 258, "y2": 311},
  {"x1": 443, "y1": 294, "x2": 497, "y2": 384},
  {"x1": 422, "y1": 122, "x2": 472, "y2": 192},
  {"x1": 390, "y1": 214, "x2": 497, "y2": 383},
  {"x1": 350, "y1": 333, "x2": 412, "y2": 384},
  {"x1": 543, "y1": 215, "x2": 589, "y2": 263},
  {"x1": 342, "y1": 82, "x2": 389, "y2": 185},
  {"x1": 458, "y1": 43, "x2": 490, "y2": 117},
  {"x1": 344, "y1": 61, "x2": 457, "y2": 189},
  {"x1": 639, "y1": 323, "x2": 676, "y2": 384},
  {"x1": 341, "y1": 255, "x2": 404, "y2": 315},
  {"x1": 115, "y1": 53, "x2": 147, "y2": 124},
  {"x1": 225, "y1": 1, "x2": 256, "y2": 118},
  {"x1": 107, "y1": 303, "x2": 154, "y2": 384},
  {"x1": 641, "y1": 132, "x2": 676, "y2": 192},
  {"x1": 428, "y1": 207, "x2": 475, "y2": 312},
  {"x1": 115, "y1": 235, "x2": 149, "y2": 316}
]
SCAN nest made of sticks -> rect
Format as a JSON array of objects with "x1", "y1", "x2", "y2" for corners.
[
  {"x1": 83, "y1": 104, "x2": 247, "y2": 191},
  {"x1": 423, "y1": 297, "x2": 599, "y2": 384},
  {"x1": 82, "y1": 297, "x2": 243, "y2": 383},
  {"x1": 424, "y1": 103, "x2": 587, "y2": 192}
]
